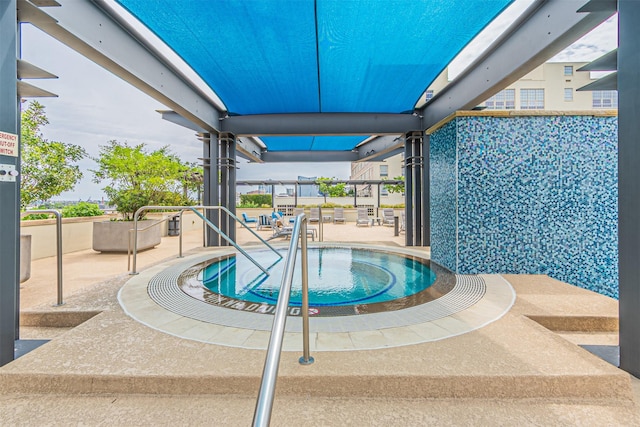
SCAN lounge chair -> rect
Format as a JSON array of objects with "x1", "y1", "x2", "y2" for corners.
[
  {"x1": 241, "y1": 212, "x2": 257, "y2": 227},
  {"x1": 333, "y1": 207, "x2": 346, "y2": 224},
  {"x1": 356, "y1": 208, "x2": 370, "y2": 227},
  {"x1": 309, "y1": 207, "x2": 320, "y2": 223},
  {"x1": 268, "y1": 216, "x2": 293, "y2": 240},
  {"x1": 382, "y1": 208, "x2": 395, "y2": 227},
  {"x1": 268, "y1": 216, "x2": 317, "y2": 241}
]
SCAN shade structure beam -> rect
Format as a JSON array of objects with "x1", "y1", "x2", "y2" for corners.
[
  {"x1": 356, "y1": 135, "x2": 405, "y2": 162},
  {"x1": 17, "y1": 0, "x2": 224, "y2": 133},
  {"x1": 160, "y1": 110, "x2": 263, "y2": 163},
  {"x1": 221, "y1": 113, "x2": 422, "y2": 136},
  {"x1": 261, "y1": 150, "x2": 358, "y2": 163},
  {"x1": 420, "y1": 0, "x2": 616, "y2": 129}
]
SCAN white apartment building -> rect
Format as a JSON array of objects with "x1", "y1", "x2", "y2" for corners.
[
  {"x1": 480, "y1": 62, "x2": 617, "y2": 110},
  {"x1": 352, "y1": 62, "x2": 618, "y2": 187}
]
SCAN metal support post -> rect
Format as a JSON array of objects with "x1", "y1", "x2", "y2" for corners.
[
  {"x1": 219, "y1": 134, "x2": 229, "y2": 245},
  {"x1": 619, "y1": 0, "x2": 640, "y2": 377},
  {"x1": 404, "y1": 138, "x2": 414, "y2": 246},
  {"x1": 404, "y1": 132, "x2": 425, "y2": 247},
  {"x1": 422, "y1": 133, "x2": 431, "y2": 246},
  {"x1": 0, "y1": 0, "x2": 19, "y2": 366},
  {"x1": 202, "y1": 133, "x2": 219, "y2": 246},
  {"x1": 299, "y1": 219, "x2": 313, "y2": 365},
  {"x1": 219, "y1": 132, "x2": 237, "y2": 245}
]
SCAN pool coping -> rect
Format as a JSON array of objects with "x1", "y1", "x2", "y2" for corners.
[{"x1": 118, "y1": 244, "x2": 516, "y2": 351}]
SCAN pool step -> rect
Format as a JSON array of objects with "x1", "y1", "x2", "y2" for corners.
[
  {"x1": 2, "y1": 390, "x2": 639, "y2": 425},
  {"x1": 20, "y1": 310, "x2": 101, "y2": 328},
  {"x1": 0, "y1": 312, "x2": 633, "y2": 402}
]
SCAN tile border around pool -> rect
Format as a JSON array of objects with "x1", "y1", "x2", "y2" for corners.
[{"x1": 118, "y1": 244, "x2": 516, "y2": 351}]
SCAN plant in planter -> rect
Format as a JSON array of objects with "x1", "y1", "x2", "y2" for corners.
[{"x1": 91, "y1": 140, "x2": 193, "y2": 252}]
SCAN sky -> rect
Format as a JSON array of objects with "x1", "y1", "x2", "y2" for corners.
[{"x1": 18, "y1": 0, "x2": 618, "y2": 202}]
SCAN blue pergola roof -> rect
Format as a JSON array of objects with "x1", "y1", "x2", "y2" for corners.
[
  {"x1": 261, "y1": 135, "x2": 366, "y2": 151},
  {"x1": 116, "y1": 0, "x2": 512, "y2": 119}
]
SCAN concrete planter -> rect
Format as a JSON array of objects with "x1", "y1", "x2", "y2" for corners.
[
  {"x1": 92, "y1": 220, "x2": 161, "y2": 253},
  {"x1": 20, "y1": 235, "x2": 31, "y2": 283}
]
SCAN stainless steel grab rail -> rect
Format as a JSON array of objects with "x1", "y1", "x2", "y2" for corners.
[
  {"x1": 129, "y1": 205, "x2": 282, "y2": 275},
  {"x1": 127, "y1": 211, "x2": 185, "y2": 271},
  {"x1": 253, "y1": 213, "x2": 313, "y2": 427},
  {"x1": 21, "y1": 209, "x2": 63, "y2": 306}
]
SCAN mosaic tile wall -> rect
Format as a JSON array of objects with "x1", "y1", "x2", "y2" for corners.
[{"x1": 430, "y1": 115, "x2": 619, "y2": 298}]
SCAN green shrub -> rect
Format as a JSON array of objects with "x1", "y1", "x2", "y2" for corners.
[
  {"x1": 239, "y1": 194, "x2": 271, "y2": 207},
  {"x1": 62, "y1": 202, "x2": 104, "y2": 218},
  {"x1": 21, "y1": 212, "x2": 51, "y2": 220}
]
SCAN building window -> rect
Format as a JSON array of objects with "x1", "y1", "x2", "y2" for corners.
[
  {"x1": 592, "y1": 90, "x2": 618, "y2": 108},
  {"x1": 380, "y1": 187, "x2": 389, "y2": 196},
  {"x1": 380, "y1": 165, "x2": 388, "y2": 177},
  {"x1": 520, "y1": 89, "x2": 544, "y2": 109},
  {"x1": 564, "y1": 65, "x2": 573, "y2": 76},
  {"x1": 564, "y1": 88, "x2": 573, "y2": 102},
  {"x1": 484, "y1": 89, "x2": 515, "y2": 110},
  {"x1": 425, "y1": 90, "x2": 434, "y2": 102}
]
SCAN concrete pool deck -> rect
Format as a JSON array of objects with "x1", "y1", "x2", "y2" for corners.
[{"x1": 2, "y1": 223, "x2": 638, "y2": 425}]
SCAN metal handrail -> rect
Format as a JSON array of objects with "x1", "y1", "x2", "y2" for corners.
[
  {"x1": 318, "y1": 206, "x2": 323, "y2": 241},
  {"x1": 253, "y1": 213, "x2": 313, "y2": 427},
  {"x1": 127, "y1": 211, "x2": 186, "y2": 270},
  {"x1": 21, "y1": 209, "x2": 63, "y2": 306},
  {"x1": 129, "y1": 205, "x2": 282, "y2": 274}
]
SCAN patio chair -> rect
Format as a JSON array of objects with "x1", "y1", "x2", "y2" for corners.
[
  {"x1": 382, "y1": 208, "x2": 395, "y2": 227},
  {"x1": 271, "y1": 211, "x2": 286, "y2": 227},
  {"x1": 289, "y1": 207, "x2": 304, "y2": 223},
  {"x1": 333, "y1": 207, "x2": 346, "y2": 224},
  {"x1": 309, "y1": 207, "x2": 320, "y2": 223},
  {"x1": 257, "y1": 214, "x2": 271, "y2": 230},
  {"x1": 356, "y1": 207, "x2": 371, "y2": 227},
  {"x1": 400, "y1": 212, "x2": 406, "y2": 232},
  {"x1": 241, "y1": 212, "x2": 257, "y2": 227}
]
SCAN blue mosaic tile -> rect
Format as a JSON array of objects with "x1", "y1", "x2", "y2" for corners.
[
  {"x1": 430, "y1": 120, "x2": 458, "y2": 271},
  {"x1": 430, "y1": 115, "x2": 618, "y2": 299}
]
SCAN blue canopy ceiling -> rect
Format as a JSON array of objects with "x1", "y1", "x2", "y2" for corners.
[
  {"x1": 116, "y1": 0, "x2": 513, "y2": 150},
  {"x1": 261, "y1": 136, "x2": 366, "y2": 151}
]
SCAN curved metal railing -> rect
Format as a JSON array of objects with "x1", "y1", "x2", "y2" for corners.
[
  {"x1": 127, "y1": 210, "x2": 187, "y2": 271},
  {"x1": 21, "y1": 209, "x2": 63, "y2": 306},
  {"x1": 253, "y1": 213, "x2": 313, "y2": 427},
  {"x1": 129, "y1": 205, "x2": 282, "y2": 275}
]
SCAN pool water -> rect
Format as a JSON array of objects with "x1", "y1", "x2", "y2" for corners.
[{"x1": 198, "y1": 247, "x2": 436, "y2": 307}]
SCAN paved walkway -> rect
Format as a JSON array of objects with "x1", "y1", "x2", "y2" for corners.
[{"x1": 4, "y1": 222, "x2": 639, "y2": 426}]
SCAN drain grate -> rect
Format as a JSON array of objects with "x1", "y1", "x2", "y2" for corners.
[{"x1": 146, "y1": 254, "x2": 487, "y2": 332}]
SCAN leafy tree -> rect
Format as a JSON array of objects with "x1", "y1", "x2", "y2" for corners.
[
  {"x1": 20, "y1": 101, "x2": 87, "y2": 209},
  {"x1": 92, "y1": 140, "x2": 191, "y2": 220},
  {"x1": 383, "y1": 176, "x2": 405, "y2": 194},
  {"x1": 316, "y1": 177, "x2": 346, "y2": 203},
  {"x1": 179, "y1": 162, "x2": 204, "y2": 202}
]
